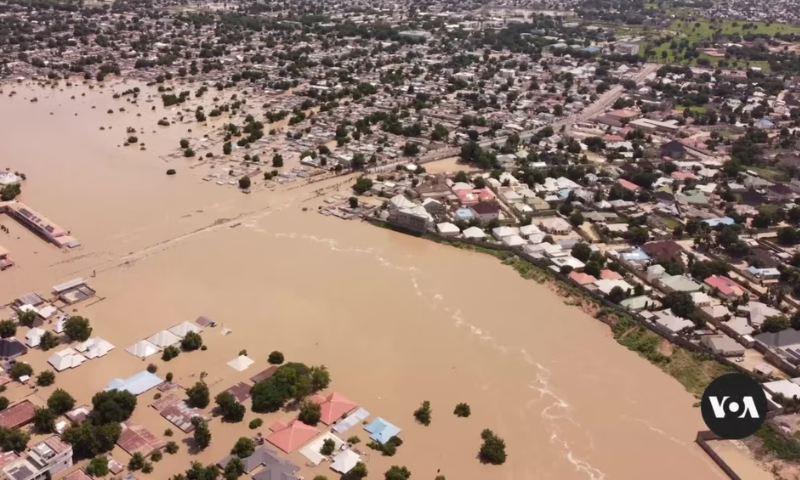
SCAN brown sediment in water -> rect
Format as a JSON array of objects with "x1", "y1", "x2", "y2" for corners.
[{"x1": 0, "y1": 80, "x2": 730, "y2": 480}]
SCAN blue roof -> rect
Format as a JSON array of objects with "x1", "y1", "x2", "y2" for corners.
[
  {"x1": 558, "y1": 189, "x2": 572, "y2": 199},
  {"x1": 703, "y1": 217, "x2": 735, "y2": 227},
  {"x1": 583, "y1": 46, "x2": 601, "y2": 53},
  {"x1": 756, "y1": 119, "x2": 775, "y2": 127},
  {"x1": 455, "y1": 208, "x2": 474, "y2": 219},
  {"x1": 105, "y1": 371, "x2": 163, "y2": 396},
  {"x1": 364, "y1": 417, "x2": 401, "y2": 444},
  {"x1": 622, "y1": 249, "x2": 650, "y2": 262}
]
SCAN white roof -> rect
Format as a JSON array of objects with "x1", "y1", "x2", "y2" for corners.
[
  {"x1": 763, "y1": 379, "x2": 800, "y2": 399},
  {"x1": 519, "y1": 224, "x2": 542, "y2": 237},
  {"x1": 502, "y1": 234, "x2": 526, "y2": 247},
  {"x1": 37, "y1": 305, "x2": 58, "y2": 319},
  {"x1": 492, "y1": 226, "x2": 520, "y2": 239},
  {"x1": 436, "y1": 222, "x2": 460, "y2": 234},
  {"x1": 48, "y1": 348, "x2": 87, "y2": 371},
  {"x1": 75, "y1": 338, "x2": 115, "y2": 359},
  {"x1": 462, "y1": 226, "x2": 486, "y2": 239},
  {"x1": 146, "y1": 330, "x2": 182, "y2": 348},
  {"x1": 331, "y1": 449, "x2": 361, "y2": 474},
  {"x1": 126, "y1": 340, "x2": 160, "y2": 358},
  {"x1": 227, "y1": 355, "x2": 255, "y2": 372},
  {"x1": 54, "y1": 318, "x2": 65, "y2": 334},
  {"x1": 26, "y1": 328, "x2": 45, "y2": 347},
  {"x1": 168, "y1": 321, "x2": 203, "y2": 338},
  {"x1": 389, "y1": 195, "x2": 415, "y2": 210},
  {"x1": 595, "y1": 279, "x2": 634, "y2": 295},
  {"x1": 301, "y1": 431, "x2": 345, "y2": 466}
]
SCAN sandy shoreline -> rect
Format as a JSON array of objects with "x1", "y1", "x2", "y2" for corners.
[{"x1": 0, "y1": 80, "x2": 727, "y2": 480}]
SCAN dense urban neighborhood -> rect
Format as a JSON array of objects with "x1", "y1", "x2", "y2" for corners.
[{"x1": 7, "y1": 0, "x2": 800, "y2": 478}]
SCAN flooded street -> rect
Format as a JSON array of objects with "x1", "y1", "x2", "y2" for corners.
[{"x1": 0, "y1": 81, "x2": 726, "y2": 480}]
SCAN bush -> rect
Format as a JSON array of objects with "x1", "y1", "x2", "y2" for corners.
[
  {"x1": 479, "y1": 429, "x2": 507, "y2": 465},
  {"x1": 298, "y1": 401, "x2": 321, "y2": 426},
  {"x1": 413, "y1": 401, "x2": 432, "y2": 426},
  {"x1": 384, "y1": 466, "x2": 411, "y2": 480},
  {"x1": 147, "y1": 363, "x2": 157, "y2": 374},
  {"x1": 164, "y1": 428, "x2": 173, "y2": 437},
  {"x1": 180, "y1": 139, "x2": 190, "y2": 149},
  {"x1": 216, "y1": 391, "x2": 246, "y2": 422},
  {"x1": 239, "y1": 176, "x2": 251, "y2": 189},
  {"x1": 0, "y1": 321, "x2": 15, "y2": 339},
  {"x1": 166, "y1": 169, "x2": 176, "y2": 175},
  {"x1": 181, "y1": 331, "x2": 203, "y2": 351},
  {"x1": 268, "y1": 351, "x2": 284, "y2": 364},
  {"x1": 347, "y1": 436, "x2": 360, "y2": 445},
  {"x1": 249, "y1": 418, "x2": 264, "y2": 429},
  {"x1": 192, "y1": 418, "x2": 211, "y2": 449},
  {"x1": 33, "y1": 407, "x2": 56, "y2": 433},
  {"x1": 165, "y1": 441, "x2": 179, "y2": 454},
  {"x1": 166, "y1": 372, "x2": 174, "y2": 382},
  {"x1": 141, "y1": 462, "x2": 153, "y2": 474},
  {"x1": 454, "y1": 403, "x2": 471, "y2": 417},
  {"x1": 9, "y1": 363, "x2": 32, "y2": 380},
  {"x1": 0, "y1": 397, "x2": 8, "y2": 411},
  {"x1": 128, "y1": 452, "x2": 146, "y2": 471},
  {"x1": 40, "y1": 331, "x2": 60, "y2": 351},
  {"x1": 36, "y1": 370, "x2": 55, "y2": 387},
  {"x1": 91, "y1": 390, "x2": 137, "y2": 424},
  {"x1": 151, "y1": 449, "x2": 162, "y2": 462}
]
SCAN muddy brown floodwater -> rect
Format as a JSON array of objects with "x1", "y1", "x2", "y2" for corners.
[{"x1": 0, "y1": 80, "x2": 728, "y2": 480}]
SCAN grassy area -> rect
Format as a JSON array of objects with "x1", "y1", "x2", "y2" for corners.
[
  {"x1": 671, "y1": 19, "x2": 800, "y2": 40},
  {"x1": 675, "y1": 105, "x2": 708, "y2": 114},
  {"x1": 756, "y1": 425, "x2": 800, "y2": 461},
  {"x1": 662, "y1": 349, "x2": 737, "y2": 397},
  {"x1": 750, "y1": 166, "x2": 788, "y2": 182}
]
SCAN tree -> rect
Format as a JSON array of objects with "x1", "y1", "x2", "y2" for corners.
[
  {"x1": 349, "y1": 197, "x2": 359, "y2": 209},
  {"x1": 454, "y1": 403, "x2": 471, "y2": 417},
  {"x1": 238, "y1": 176, "x2": 251, "y2": 190},
  {"x1": 268, "y1": 351, "x2": 284, "y2": 364},
  {"x1": 224, "y1": 457, "x2": 245, "y2": 479},
  {"x1": 86, "y1": 457, "x2": 109, "y2": 477},
  {"x1": 0, "y1": 184, "x2": 21, "y2": 202},
  {"x1": 0, "y1": 321, "x2": 16, "y2": 339},
  {"x1": 231, "y1": 437, "x2": 255, "y2": 458},
  {"x1": 0, "y1": 427, "x2": 28, "y2": 453},
  {"x1": 17, "y1": 310, "x2": 37, "y2": 328},
  {"x1": 320, "y1": 438, "x2": 336, "y2": 455},
  {"x1": 413, "y1": 400, "x2": 432, "y2": 426},
  {"x1": 249, "y1": 419, "x2": 263, "y2": 430},
  {"x1": 9, "y1": 363, "x2": 32, "y2": 380},
  {"x1": 353, "y1": 177, "x2": 374, "y2": 195},
  {"x1": 664, "y1": 291, "x2": 695, "y2": 319},
  {"x1": 352, "y1": 154, "x2": 366, "y2": 171},
  {"x1": 571, "y1": 243, "x2": 592, "y2": 262},
  {"x1": 778, "y1": 227, "x2": 800, "y2": 246},
  {"x1": 33, "y1": 407, "x2": 56, "y2": 433},
  {"x1": 272, "y1": 154, "x2": 284, "y2": 168},
  {"x1": 298, "y1": 401, "x2": 321, "y2": 426},
  {"x1": 187, "y1": 382, "x2": 210, "y2": 409},
  {"x1": 690, "y1": 260, "x2": 730, "y2": 280},
  {"x1": 63, "y1": 422, "x2": 121, "y2": 458},
  {"x1": 48, "y1": 389, "x2": 75, "y2": 414},
  {"x1": 129, "y1": 452, "x2": 146, "y2": 471},
  {"x1": 606, "y1": 286, "x2": 627, "y2": 304},
  {"x1": 182, "y1": 331, "x2": 203, "y2": 351},
  {"x1": 569, "y1": 212, "x2": 584, "y2": 226},
  {"x1": 0, "y1": 398, "x2": 8, "y2": 411},
  {"x1": 91, "y1": 390, "x2": 137, "y2": 424},
  {"x1": 180, "y1": 139, "x2": 190, "y2": 149},
  {"x1": 215, "y1": 392, "x2": 245, "y2": 422},
  {"x1": 223, "y1": 142, "x2": 232, "y2": 155},
  {"x1": 162, "y1": 345, "x2": 181, "y2": 361},
  {"x1": 193, "y1": 418, "x2": 211, "y2": 449},
  {"x1": 40, "y1": 331, "x2": 60, "y2": 351},
  {"x1": 384, "y1": 466, "x2": 411, "y2": 480},
  {"x1": 64, "y1": 316, "x2": 92, "y2": 341},
  {"x1": 184, "y1": 462, "x2": 219, "y2": 480},
  {"x1": 479, "y1": 429, "x2": 507, "y2": 465},
  {"x1": 165, "y1": 441, "x2": 179, "y2": 454},
  {"x1": 763, "y1": 315, "x2": 791, "y2": 333},
  {"x1": 342, "y1": 462, "x2": 368, "y2": 480},
  {"x1": 36, "y1": 370, "x2": 55, "y2": 387},
  {"x1": 251, "y1": 362, "x2": 324, "y2": 412},
  {"x1": 310, "y1": 365, "x2": 330, "y2": 391}
]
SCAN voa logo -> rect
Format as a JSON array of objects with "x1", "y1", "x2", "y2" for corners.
[{"x1": 701, "y1": 373, "x2": 767, "y2": 439}]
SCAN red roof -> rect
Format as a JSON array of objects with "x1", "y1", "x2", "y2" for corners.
[
  {"x1": 618, "y1": 179, "x2": 641, "y2": 192},
  {"x1": 600, "y1": 270, "x2": 623, "y2": 280},
  {"x1": 704, "y1": 275, "x2": 744, "y2": 297},
  {"x1": 0, "y1": 400, "x2": 35, "y2": 429},
  {"x1": 569, "y1": 271, "x2": 598, "y2": 286},
  {"x1": 267, "y1": 420, "x2": 320, "y2": 453},
  {"x1": 313, "y1": 393, "x2": 357, "y2": 426}
]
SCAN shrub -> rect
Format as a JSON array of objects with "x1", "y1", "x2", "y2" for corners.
[
  {"x1": 164, "y1": 428, "x2": 173, "y2": 437},
  {"x1": 479, "y1": 429, "x2": 507, "y2": 465},
  {"x1": 298, "y1": 401, "x2": 321, "y2": 426},
  {"x1": 9, "y1": 363, "x2": 32, "y2": 380},
  {"x1": 64, "y1": 316, "x2": 92, "y2": 342},
  {"x1": 181, "y1": 332, "x2": 203, "y2": 351},
  {"x1": 413, "y1": 401, "x2": 432, "y2": 426},
  {"x1": 166, "y1": 169, "x2": 176, "y2": 175},
  {"x1": 47, "y1": 389, "x2": 75, "y2": 415},
  {"x1": 147, "y1": 363, "x2": 157, "y2": 374},
  {"x1": 86, "y1": 457, "x2": 109, "y2": 477},
  {"x1": 162, "y1": 346, "x2": 180, "y2": 361},
  {"x1": 347, "y1": 436, "x2": 361, "y2": 445},
  {"x1": 128, "y1": 452, "x2": 146, "y2": 471},
  {"x1": 231, "y1": 437, "x2": 255, "y2": 458},
  {"x1": 165, "y1": 441, "x2": 179, "y2": 454},
  {"x1": 249, "y1": 418, "x2": 263, "y2": 430},
  {"x1": 186, "y1": 382, "x2": 210, "y2": 408},
  {"x1": 320, "y1": 438, "x2": 336, "y2": 455},
  {"x1": 36, "y1": 370, "x2": 55, "y2": 387},
  {"x1": 268, "y1": 351, "x2": 284, "y2": 364},
  {"x1": 150, "y1": 449, "x2": 162, "y2": 462},
  {"x1": 454, "y1": 403, "x2": 471, "y2": 417},
  {"x1": 166, "y1": 372, "x2": 174, "y2": 382}
]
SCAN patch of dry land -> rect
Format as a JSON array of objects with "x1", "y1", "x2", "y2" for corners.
[{"x1": 0, "y1": 80, "x2": 729, "y2": 480}]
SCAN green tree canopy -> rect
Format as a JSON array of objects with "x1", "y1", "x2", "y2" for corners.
[
  {"x1": 91, "y1": 390, "x2": 137, "y2": 424},
  {"x1": 64, "y1": 316, "x2": 92, "y2": 342}
]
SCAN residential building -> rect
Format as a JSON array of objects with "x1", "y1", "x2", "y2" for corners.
[
  {"x1": 704, "y1": 275, "x2": 745, "y2": 299},
  {"x1": 2, "y1": 437, "x2": 72, "y2": 480},
  {"x1": 471, "y1": 202, "x2": 500, "y2": 223},
  {"x1": 700, "y1": 334, "x2": 745, "y2": 357}
]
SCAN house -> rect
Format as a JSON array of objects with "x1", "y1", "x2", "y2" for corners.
[
  {"x1": 660, "y1": 140, "x2": 688, "y2": 160},
  {"x1": 700, "y1": 334, "x2": 746, "y2": 357},
  {"x1": 748, "y1": 266, "x2": 780, "y2": 281},
  {"x1": 2, "y1": 437, "x2": 73, "y2": 480},
  {"x1": 462, "y1": 226, "x2": 486, "y2": 239},
  {"x1": 644, "y1": 310, "x2": 694, "y2": 333},
  {"x1": 620, "y1": 295, "x2": 658, "y2": 311},
  {"x1": 537, "y1": 217, "x2": 572, "y2": 235},
  {"x1": 0, "y1": 400, "x2": 36, "y2": 429},
  {"x1": 738, "y1": 301, "x2": 781, "y2": 328},
  {"x1": 691, "y1": 291, "x2": 713, "y2": 307},
  {"x1": 519, "y1": 224, "x2": 545, "y2": 244},
  {"x1": 471, "y1": 202, "x2": 500, "y2": 223},
  {"x1": 0, "y1": 339, "x2": 26, "y2": 360},
  {"x1": 569, "y1": 271, "x2": 598, "y2": 286},
  {"x1": 641, "y1": 241, "x2": 683, "y2": 263},
  {"x1": 218, "y1": 448, "x2": 299, "y2": 478},
  {"x1": 704, "y1": 275, "x2": 745, "y2": 299},
  {"x1": 658, "y1": 274, "x2": 702, "y2": 293},
  {"x1": 646, "y1": 264, "x2": 666, "y2": 282},
  {"x1": 436, "y1": 222, "x2": 460, "y2": 237},
  {"x1": 618, "y1": 179, "x2": 641, "y2": 193},
  {"x1": 502, "y1": 234, "x2": 527, "y2": 247},
  {"x1": 422, "y1": 198, "x2": 446, "y2": 217},
  {"x1": 492, "y1": 226, "x2": 519, "y2": 240}
]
